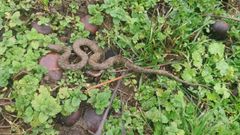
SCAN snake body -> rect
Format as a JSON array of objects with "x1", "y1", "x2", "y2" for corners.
[{"x1": 49, "y1": 38, "x2": 205, "y2": 87}]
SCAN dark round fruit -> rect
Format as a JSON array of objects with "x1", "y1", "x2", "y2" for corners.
[
  {"x1": 63, "y1": 110, "x2": 81, "y2": 126},
  {"x1": 80, "y1": 15, "x2": 98, "y2": 34},
  {"x1": 211, "y1": 20, "x2": 229, "y2": 40}
]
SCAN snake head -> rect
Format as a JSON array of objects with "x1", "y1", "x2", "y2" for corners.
[{"x1": 48, "y1": 44, "x2": 65, "y2": 53}]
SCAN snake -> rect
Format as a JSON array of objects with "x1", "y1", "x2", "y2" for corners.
[{"x1": 48, "y1": 38, "x2": 206, "y2": 87}]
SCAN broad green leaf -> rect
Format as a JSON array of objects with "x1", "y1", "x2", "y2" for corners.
[
  {"x1": 58, "y1": 87, "x2": 70, "y2": 99},
  {"x1": 146, "y1": 107, "x2": 161, "y2": 122},
  {"x1": 30, "y1": 41, "x2": 41, "y2": 49},
  {"x1": 76, "y1": 21, "x2": 84, "y2": 31},
  {"x1": 214, "y1": 83, "x2": 230, "y2": 99},
  {"x1": 23, "y1": 107, "x2": 34, "y2": 122},
  {"x1": 156, "y1": 88, "x2": 164, "y2": 97},
  {"x1": 208, "y1": 42, "x2": 225, "y2": 57},
  {"x1": 5, "y1": 37, "x2": 17, "y2": 47},
  {"x1": 38, "y1": 16, "x2": 50, "y2": 25},
  {"x1": 181, "y1": 67, "x2": 196, "y2": 82},
  {"x1": 206, "y1": 92, "x2": 218, "y2": 101},
  {"x1": 172, "y1": 91, "x2": 186, "y2": 108},
  {"x1": 201, "y1": 66, "x2": 213, "y2": 83},
  {"x1": 95, "y1": 91, "x2": 111, "y2": 108},
  {"x1": 88, "y1": 4, "x2": 101, "y2": 14},
  {"x1": 216, "y1": 59, "x2": 229, "y2": 76},
  {"x1": 9, "y1": 11, "x2": 22, "y2": 27},
  {"x1": 89, "y1": 14, "x2": 104, "y2": 25},
  {"x1": 135, "y1": 43, "x2": 145, "y2": 50},
  {"x1": 62, "y1": 99, "x2": 75, "y2": 115},
  {"x1": 71, "y1": 97, "x2": 80, "y2": 107},
  {"x1": 172, "y1": 63, "x2": 182, "y2": 72},
  {"x1": 41, "y1": 0, "x2": 49, "y2": 6},
  {"x1": 192, "y1": 50, "x2": 203, "y2": 68},
  {"x1": 38, "y1": 112, "x2": 48, "y2": 123},
  {"x1": 0, "y1": 68, "x2": 10, "y2": 87},
  {"x1": 0, "y1": 46, "x2": 7, "y2": 55},
  {"x1": 0, "y1": 18, "x2": 3, "y2": 30},
  {"x1": 32, "y1": 86, "x2": 61, "y2": 118}
]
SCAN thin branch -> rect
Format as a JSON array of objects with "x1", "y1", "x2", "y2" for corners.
[
  {"x1": 203, "y1": 14, "x2": 240, "y2": 22},
  {"x1": 94, "y1": 72, "x2": 125, "y2": 135},
  {"x1": 85, "y1": 73, "x2": 129, "y2": 92},
  {"x1": 0, "y1": 99, "x2": 13, "y2": 106}
]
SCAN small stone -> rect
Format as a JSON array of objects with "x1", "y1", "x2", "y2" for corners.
[
  {"x1": 63, "y1": 110, "x2": 81, "y2": 127},
  {"x1": 32, "y1": 22, "x2": 52, "y2": 35},
  {"x1": 83, "y1": 107, "x2": 102, "y2": 133},
  {"x1": 39, "y1": 53, "x2": 62, "y2": 82},
  {"x1": 80, "y1": 15, "x2": 98, "y2": 34}
]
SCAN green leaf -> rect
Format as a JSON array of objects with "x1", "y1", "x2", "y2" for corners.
[
  {"x1": 206, "y1": 92, "x2": 218, "y2": 101},
  {"x1": 0, "y1": 68, "x2": 10, "y2": 87},
  {"x1": 95, "y1": 90, "x2": 111, "y2": 108},
  {"x1": 31, "y1": 86, "x2": 61, "y2": 122},
  {"x1": 62, "y1": 99, "x2": 75, "y2": 115},
  {"x1": 23, "y1": 107, "x2": 34, "y2": 122},
  {"x1": 71, "y1": 97, "x2": 80, "y2": 107},
  {"x1": 38, "y1": 16, "x2": 50, "y2": 25},
  {"x1": 166, "y1": 122, "x2": 185, "y2": 135},
  {"x1": 214, "y1": 83, "x2": 230, "y2": 99},
  {"x1": 192, "y1": 50, "x2": 203, "y2": 68},
  {"x1": 146, "y1": 107, "x2": 168, "y2": 123},
  {"x1": 192, "y1": 45, "x2": 205, "y2": 69},
  {"x1": 58, "y1": 87, "x2": 70, "y2": 99},
  {"x1": 172, "y1": 63, "x2": 182, "y2": 72},
  {"x1": 0, "y1": 46, "x2": 7, "y2": 55},
  {"x1": 30, "y1": 41, "x2": 41, "y2": 49},
  {"x1": 105, "y1": 7, "x2": 128, "y2": 22},
  {"x1": 88, "y1": 89, "x2": 111, "y2": 115},
  {"x1": 9, "y1": 11, "x2": 23, "y2": 28},
  {"x1": 0, "y1": 18, "x2": 3, "y2": 30},
  {"x1": 172, "y1": 91, "x2": 186, "y2": 108},
  {"x1": 41, "y1": 0, "x2": 49, "y2": 6},
  {"x1": 76, "y1": 21, "x2": 84, "y2": 31},
  {"x1": 38, "y1": 112, "x2": 48, "y2": 123},
  {"x1": 201, "y1": 66, "x2": 213, "y2": 83},
  {"x1": 208, "y1": 42, "x2": 225, "y2": 57},
  {"x1": 88, "y1": 4, "x2": 102, "y2": 15},
  {"x1": 216, "y1": 59, "x2": 229, "y2": 76},
  {"x1": 181, "y1": 67, "x2": 196, "y2": 82},
  {"x1": 89, "y1": 14, "x2": 104, "y2": 25}
]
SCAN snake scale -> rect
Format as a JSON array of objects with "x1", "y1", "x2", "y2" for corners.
[{"x1": 48, "y1": 38, "x2": 205, "y2": 87}]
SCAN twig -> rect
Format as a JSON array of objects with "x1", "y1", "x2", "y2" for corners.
[
  {"x1": 0, "y1": 99, "x2": 13, "y2": 106},
  {"x1": 112, "y1": 69, "x2": 129, "y2": 73},
  {"x1": 203, "y1": 14, "x2": 240, "y2": 22},
  {"x1": 85, "y1": 73, "x2": 129, "y2": 92},
  {"x1": 0, "y1": 102, "x2": 13, "y2": 106},
  {"x1": 120, "y1": 96, "x2": 126, "y2": 135},
  {"x1": 94, "y1": 72, "x2": 125, "y2": 135},
  {"x1": 0, "y1": 126, "x2": 11, "y2": 129},
  {"x1": 61, "y1": 0, "x2": 66, "y2": 15},
  {"x1": 0, "y1": 88, "x2": 8, "y2": 93},
  {"x1": 158, "y1": 60, "x2": 182, "y2": 67},
  {"x1": 112, "y1": 60, "x2": 179, "y2": 73}
]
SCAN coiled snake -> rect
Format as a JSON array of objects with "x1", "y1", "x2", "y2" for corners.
[{"x1": 49, "y1": 38, "x2": 205, "y2": 87}]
